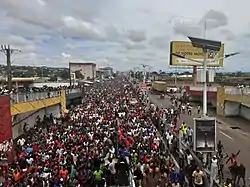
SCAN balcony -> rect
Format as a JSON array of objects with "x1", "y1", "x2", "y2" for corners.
[
  {"x1": 66, "y1": 88, "x2": 82, "y2": 100},
  {"x1": 10, "y1": 91, "x2": 61, "y2": 104},
  {"x1": 225, "y1": 87, "x2": 250, "y2": 95},
  {"x1": 189, "y1": 86, "x2": 217, "y2": 92},
  {"x1": 10, "y1": 90, "x2": 66, "y2": 116},
  {"x1": 66, "y1": 88, "x2": 82, "y2": 95}
]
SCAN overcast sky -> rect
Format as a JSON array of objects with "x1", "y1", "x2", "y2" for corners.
[{"x1": 0, "y1": 0, "x2": 249, "y2": 71}]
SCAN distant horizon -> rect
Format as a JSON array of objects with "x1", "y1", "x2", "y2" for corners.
[{"x1": 0, "y1": 63, "x2": 250, "y2": 74}]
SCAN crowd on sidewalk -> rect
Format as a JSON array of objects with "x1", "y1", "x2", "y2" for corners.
[
  {"x1": 164, "y1": 95, "x2": 247, "y2": 187},
  {"x1": 1, "y1": 84, "x2": 82, "y2": 95},
  {"x1": 0, "y1": 77, "x2": 191, "y2": 187}
]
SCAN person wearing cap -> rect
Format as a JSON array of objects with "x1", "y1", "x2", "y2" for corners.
[{"x1": 210, "y1": 155, "x2": 218, "y2": 185}]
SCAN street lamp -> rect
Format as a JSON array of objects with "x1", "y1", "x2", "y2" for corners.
[
  {"x1": 140, "y1": 64, "x2": 149, "y2": 84},
  {"x1": 171, "y1": 37, "x2": 240, "y2": 116}
]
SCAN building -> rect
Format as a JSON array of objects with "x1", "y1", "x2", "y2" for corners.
[
  {"x1": 69, "y1": 62, "x2": 96, "y2": 81},
  {"x1": 97, "y1": 67, "x2": 113, "y2": 78}
]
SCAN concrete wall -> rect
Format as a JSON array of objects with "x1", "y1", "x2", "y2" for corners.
[
  {"x1": 189, "y1": 95, "x2": 216, "y2": 107},
  {"x1": 239, "y1": 105, "x2": 250, "y2": 120},
  {"x1": 70, "y1": 64, "x2": 96, "y2": 79},
  {"x1": 12, "y1": 104, "x2": 61, "y2": 139},
  {"x1": 217, "y1": 87, "x2": 250, "y2": 116},
  {"x1": 224, "y1": 101, "x2": 240, "y2": 116}
]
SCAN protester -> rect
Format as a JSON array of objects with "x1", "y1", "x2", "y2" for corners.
[
  {"x1": 236, "y1": 163, "x2": 246, "y2": 186},
  {"x1": 192, "y1": 166, "x2": 204, "y2": 187},
  {"x1": 0, "y1": 77, "x2": 189, "y2": 187}
]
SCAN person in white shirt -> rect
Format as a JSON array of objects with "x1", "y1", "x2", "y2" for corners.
[
  {"x1": 108, "y1": 159, "x2": 117, "y2": 175},
  {"x1": 187, "y1": 127, "x2": 193, "y2": 143},
  {"x1": 109, "y1": 146, "x2": 115, "y2": 158},
  {"x1": 210, "y1": 155, "x2": 218, "y2": 182},
  {"x1": 172, "y1": 180, "x2": 180, "y2": 187},
  {"x1": 187, "y1": 151, "x2": 193, "y2": 166},
  {"x1": 17, "y1": 138, "x2": 26, "y2": 147},
  {"x1": 166, "y1": 132, "x2": 173, "y2": 149},
  {"x1": 26, "y1": 156, "x2": 34, "y2": 165},
  {"x1": 181, "y1": 105, "x2": 185, "y2": 114},
  {"x1": 170, "y1": 108, "x2": 174, "y2": 115}
]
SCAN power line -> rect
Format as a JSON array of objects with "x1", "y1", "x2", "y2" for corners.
[{"x1": 0, "y1": 45, "x2": 21, "y2": 90}]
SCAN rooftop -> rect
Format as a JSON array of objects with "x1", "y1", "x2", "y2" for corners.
[
  {"x1": 0, "y1": 77, "x2": 38, "y2": 82},
  {"x1": 69, "y1": 62, "x2": 96, "y2": 66}
]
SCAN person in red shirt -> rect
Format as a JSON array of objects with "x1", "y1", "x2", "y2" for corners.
[
  {"x1": 230, "y1": 154, "x2": 237, "y2": 165},
  {"x1": 151, "y1": 142, "x2": 158, "y2": 150}
]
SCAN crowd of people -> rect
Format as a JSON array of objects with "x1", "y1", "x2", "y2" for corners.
[
  {"x1": 0, "y1": 77, "x2": 191, "y2": 187},
  {"x1": 1, "y1": 76, "x2": 246, "y2": 187},
  {"x1": 168, "y1": 94, "x2": 247, "y2": 187}
]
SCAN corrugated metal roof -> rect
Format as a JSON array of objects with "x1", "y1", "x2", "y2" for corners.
[
  {"x1": 69, "y1": 62, "x2": 96, "y2": 66},
  {"x1": 11, "y1": 77, "x2": 37, "y2": 82}
]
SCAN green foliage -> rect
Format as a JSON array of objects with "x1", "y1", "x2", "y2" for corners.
[
  {"x1": 49, "y1": 75, "x2": 58, "y2": 81},
  {"x1": 75, "y1": 70, "x2": 84, "y2": 79}
]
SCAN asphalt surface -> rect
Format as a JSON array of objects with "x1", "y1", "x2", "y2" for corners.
[{"x1": 148, "y1": 93, "x2": 250, "y2": 186}]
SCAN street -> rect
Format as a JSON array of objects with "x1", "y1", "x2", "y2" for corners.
[{"x1": 148, "y1": 93, "x2": 250, "y2": 186}]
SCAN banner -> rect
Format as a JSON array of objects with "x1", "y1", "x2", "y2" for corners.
[
  {"x1": 193, "y1": 117, "x2": 216, "y2": 152},
  {"x1": 0, "y1": 95, "x2": 13, "y2": 162},
  {"x1": 169, "y1": 41, "x2": 224, "y2": 67}
]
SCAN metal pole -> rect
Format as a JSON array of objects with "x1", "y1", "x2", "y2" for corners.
[
  {"x1": 143, "y1": 67, "x2": 146, "y2": 84},
  {"x1": 174, "y1": 74, "x2": 177, "y2": 85},
  {"x1": 203, "y1": 48, "x2": 207, "y2": 116},
  {"x1": 6, "y1": 46, "x2": 12, "y2": 91},
  {"x1": 179, "y1": 130, "x2": 183, "y2": 158}
]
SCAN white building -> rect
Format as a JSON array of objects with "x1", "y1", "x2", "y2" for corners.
[
  {"x1": 69, "y1": 62, "x2": 96, "y2": 80},
  {"x1": 97, "y1": 67, "x2": 113, "y2": 78}
]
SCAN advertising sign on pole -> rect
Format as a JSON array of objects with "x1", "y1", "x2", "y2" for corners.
[
  {"x1": 196, "y1": 69, "x2": 215, "y2": 83},
  {"x1": 193, "y1": 117, "x2": 216, "y2": 152},
  {"x1": 208, "y1": 69, "x2": 215, "y2": 83},
  {"x1": 197, "y1": 70, "x2": 205, "y2": 83},
  {"x1": 169, "y1": 41, "x2": 224, "y2": 67}
]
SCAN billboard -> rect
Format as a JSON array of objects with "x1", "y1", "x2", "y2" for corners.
[
  {"x1": 170, "y1": 41, "x2": 224, "y2": 67},
  {"x1": 193, "y1": 117, "x2": 216, "y2": 152}
]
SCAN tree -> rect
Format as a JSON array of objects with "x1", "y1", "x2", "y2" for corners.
[
  {"x1": 60, "y1": 69, "x2": 69, "y2": 80},
  {"x1": 151, "y1": 71, "x2": 158, "y2": 75},
  {"x1": 75, "y1": 70, "x2": 84, "y2": 79},
  {"x1": 49, "y1": 75, "x2": 58, "y2": 81}
]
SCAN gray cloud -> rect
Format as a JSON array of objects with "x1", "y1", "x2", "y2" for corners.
[
  {"x1": 106, "y1": 26, "x2": 147, "y2": 43},
  {"x1": 200, "y1": 10, "x2": 228, "y2": 30},
  {"x1": 0, "y1": 0, "x2": 249, "y2": 71},
  {"x1": 125, "y1": 29, "x2": 147, "y2": 42},
  {"x1": 170, "y1": 17, "x2": 202, "y2": 37},
  {"x1": 61, "y1": 16, "x2": 105, "y2": 41},
  {"x1": 149, "y1": 36, "x2": 169, "y2": 48},
  {"x1": 124, "y1": 42, "x2": 146, "y2": 50},
  {"x1": 171, "y1": 10, "x2": 228, "y2": 37},
  {"x1": 219, "y1": 29, "x2": 235, "y2": 41},
  {"x1": 0, "y1": 0, "x2": 61, "y2": 29}
]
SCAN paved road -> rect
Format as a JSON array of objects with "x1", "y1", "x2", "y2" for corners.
[{"x1": 148, "y1": 93, "x2": 250, "y2": 186}]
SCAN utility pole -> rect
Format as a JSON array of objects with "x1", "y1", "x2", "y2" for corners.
[{"x1": 0, "y1": 45, "x2": 21, "y2": 90}]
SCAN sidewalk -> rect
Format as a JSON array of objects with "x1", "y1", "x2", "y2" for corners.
[{"x1": 148, "y1": 93, "x2": 221, "y2": 187}]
